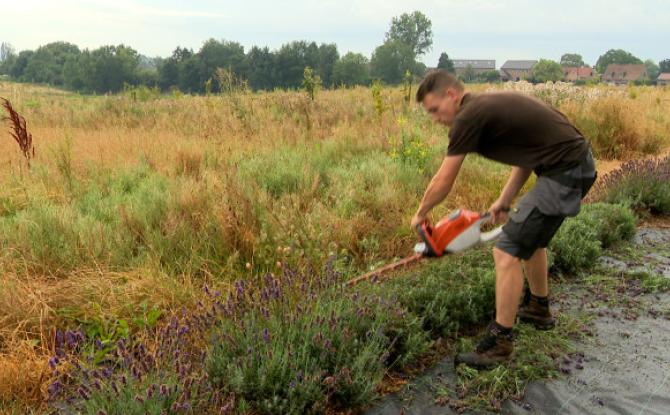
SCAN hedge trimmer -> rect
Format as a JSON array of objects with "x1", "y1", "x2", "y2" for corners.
[{"x1": 345, "y1": 209, "x2": 505, "y2": 286}]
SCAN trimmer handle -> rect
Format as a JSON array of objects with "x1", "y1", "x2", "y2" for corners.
[{"x1": 479, "y1": 207, "x2": 511, "y2": 222}]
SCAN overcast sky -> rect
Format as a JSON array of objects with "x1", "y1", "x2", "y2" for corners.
[{"x1": 2, "y1": 0, "x2": 668, "y2": 67}]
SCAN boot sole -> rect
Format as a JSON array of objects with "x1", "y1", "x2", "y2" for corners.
[{"x1": 518, "y1": 315, "x2": 555, "y2": 330}]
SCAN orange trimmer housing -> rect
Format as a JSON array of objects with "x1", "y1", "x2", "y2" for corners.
[{"x1": 416, "y1": 209, "x2": 486, "y2": 257}]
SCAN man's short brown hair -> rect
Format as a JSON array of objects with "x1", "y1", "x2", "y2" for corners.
[{"x1": 416, "y1": 70, "x2": 464, "y2": 103}]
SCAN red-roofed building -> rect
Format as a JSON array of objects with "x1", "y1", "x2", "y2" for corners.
[
  {"x1": 602, "y1": 64, "x2": 648, "y2": 85},
  {"x1": 658, "y1": 73, "x2": 670, "y2": 86},
  {"x1": 563, "y1": 67, "x2": 595, "y2": 82}
]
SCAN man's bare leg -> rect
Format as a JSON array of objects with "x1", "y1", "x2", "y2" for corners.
[
  {"x1": 518, "y1": 247, "x2": 555, "y2": 329},
  {"x1": 523, "y1": 248, "x2": 548, "y2": 296},
  {"x1": 493, "y1": 247, "x2": 525, "y2": 328},
  {"x1": 454, "y1": 247, "x2": 519, "y2": 368}
]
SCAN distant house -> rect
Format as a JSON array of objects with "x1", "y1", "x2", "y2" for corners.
[
  {"x1": 657, "y1": 73, "x2": 670, "y2": 86},
  {"x1": 601, "y1": 64, "x2": 648, "y2": 85},
  {"x1": 453, "y1": 59, "x2": 496, "y2": 77},
  {"x1": 563, "y1": 66, "x2": 595, "y2": 82},
  {"x1": 501, "y1": 60, "x2": 538, "y2": 81}
]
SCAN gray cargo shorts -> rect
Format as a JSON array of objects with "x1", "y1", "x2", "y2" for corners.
[{"x1": 496, "y1": 149, "x2": 597, "y2": 260}]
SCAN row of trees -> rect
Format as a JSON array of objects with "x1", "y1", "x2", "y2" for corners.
[
  {"x1": 2, "y1": 22, "x2": 668, "y2": 93},
  {"x1": 0, "y1": 11, "x2": 433, "y2": 94}
]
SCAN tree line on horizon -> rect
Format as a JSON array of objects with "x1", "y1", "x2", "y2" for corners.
[{"x1": 1, "y1": 11, "x2": 668, "y2": 95}]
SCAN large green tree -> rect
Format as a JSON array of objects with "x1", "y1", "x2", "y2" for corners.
[
  {"x1": 21, "y1": 41, "x2": 80, "y2": 86},
  {"x1": 8, "y1": 50, "x2": 33, "y2": 79},
  {"x1": 0, "y1": 42, "x2": 14, "y2": 63},
  {"x1": 198, "y1": 39, "x2": 246, "y2": 91},
  {"x1": 437, "y1": 52, "x2": 455, "y2": 73},
  {"x1": 0, "y1": 42, "x2": 16, "y2": 75},
  {"x1": 530, "y1": 59, "x2": 563, "y2": 82},
  {"x1": 560, "y1": 53, "x2": 585, "y2": 67},
  {"x1": 317, "y1": 43, "x2": 339, "y2": 87},
  {"x1": 332, "y1": 52, "x2": 370, "y2": 87},
  {"x1": 244, "y1": 46, "x2": 277, "y2": 91},
  {"x1": 370, "y1": 40, "x2": 420, "y2": 84},
  {"x1": 157, "y1": 47, "x2": 192, "y2": 91},
  {"x1": 595, "y1": 49, "x2": 642, "y2": 73},
  {"x1": 385, "y1": 11, "x2": 433, "y2": 57},
  {"x1": 659, "y1": 59, "x2": 670, "y2": 73},
  {"x1": 275, "y1": 41, "x2": 320, "y2": 89},
  {"x1": 65, "y1": 45, "x2": 140, "y2": 93},
  {"x1": 644, "y1": 59, "x2": 660, "y2": 81}
]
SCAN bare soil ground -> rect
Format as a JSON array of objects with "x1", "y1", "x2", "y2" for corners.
[{"x1": 364, "y1": 226, "x2": 670, "y2": 415}]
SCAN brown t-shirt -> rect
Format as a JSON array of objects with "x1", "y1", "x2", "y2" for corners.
[{"x1": 447, "y1": 92, "x2": 589, "y2": 175}]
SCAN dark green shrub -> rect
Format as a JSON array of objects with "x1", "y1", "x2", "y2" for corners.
[
  {"x1": 377, "y1": 249, "x2": 496, "y2": 337},
  {"x1": 550, "y1": 215, "x2": 602, "y2": 274},
  {"x1": 580, "y1": 203, "x2": 636, "y2": 248}
]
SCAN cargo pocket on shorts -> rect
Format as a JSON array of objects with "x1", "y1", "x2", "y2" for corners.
[{"x1": 503, "y1": 204, "x2": 542, "y2": 247}]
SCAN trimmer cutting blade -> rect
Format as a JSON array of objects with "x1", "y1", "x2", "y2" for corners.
[{"x1": 346, "y1": 209, "x2": 504, "y2": 287}]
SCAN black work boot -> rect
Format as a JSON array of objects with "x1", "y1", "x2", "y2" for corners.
[
  {"x1": 455, "y1": 322, "x2": 514, "y2": 369},
  {"x1": 517, "y1": 287, "x2": 555, "y2": 330}
]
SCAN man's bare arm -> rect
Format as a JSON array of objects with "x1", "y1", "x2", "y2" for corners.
[
  {"x1": 415, "y1": 154, "x2": 466, "y2": 218},
  {"x1": 488, "y1": 166, "x2": 532, "y2": 222},
  {"x1": 498, "y1": 166, "x2": 532, "y2": 206}
]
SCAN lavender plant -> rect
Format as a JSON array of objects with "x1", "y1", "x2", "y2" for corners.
[
  {"x1": 47, "y1": 308, "x2": 232, "y2": 414},
  {"x1": 590, "y1": 156, "x2": 670, "y2": 215},
  {"x1": 206, "y1": 260, "x2": 427, "y2": 414}
]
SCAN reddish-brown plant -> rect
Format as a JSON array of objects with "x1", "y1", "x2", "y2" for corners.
[{"x1": 1, "y1": 97, "x2": 35, "y2": 166}]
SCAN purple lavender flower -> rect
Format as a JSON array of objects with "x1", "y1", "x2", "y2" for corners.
[
  {"x1": 160, "y1": 384, "x2": 168, "y2": 396},
  {"x1": 77, "y1": 386, "x2": 90, "y2": 400},
  {"x1": 102, "y1": 367, "x2": 112, "y2": 379},
  {"x1": 262, "y1": 328, "x2": 270, "y2": 343},
  {"x1": 146, "y1": 384, "x2": 156, "y2": 399},
  {"x1": 48, "y1": 357, "x2": 59, "y2": 370},
  {"x1": 65, "y1": 331, "x2": 76, "y2": 348},
  {"x1": 55, "y1": 330, "x2": 64, "y2": 349},
  {"x1": 47, "y1": 380, "x2": 62, "y2": 398}
]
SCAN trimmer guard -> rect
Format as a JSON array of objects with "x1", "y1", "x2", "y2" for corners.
[{"x1": 414, "y1": 209, "x2": 503, "y2": 256}]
